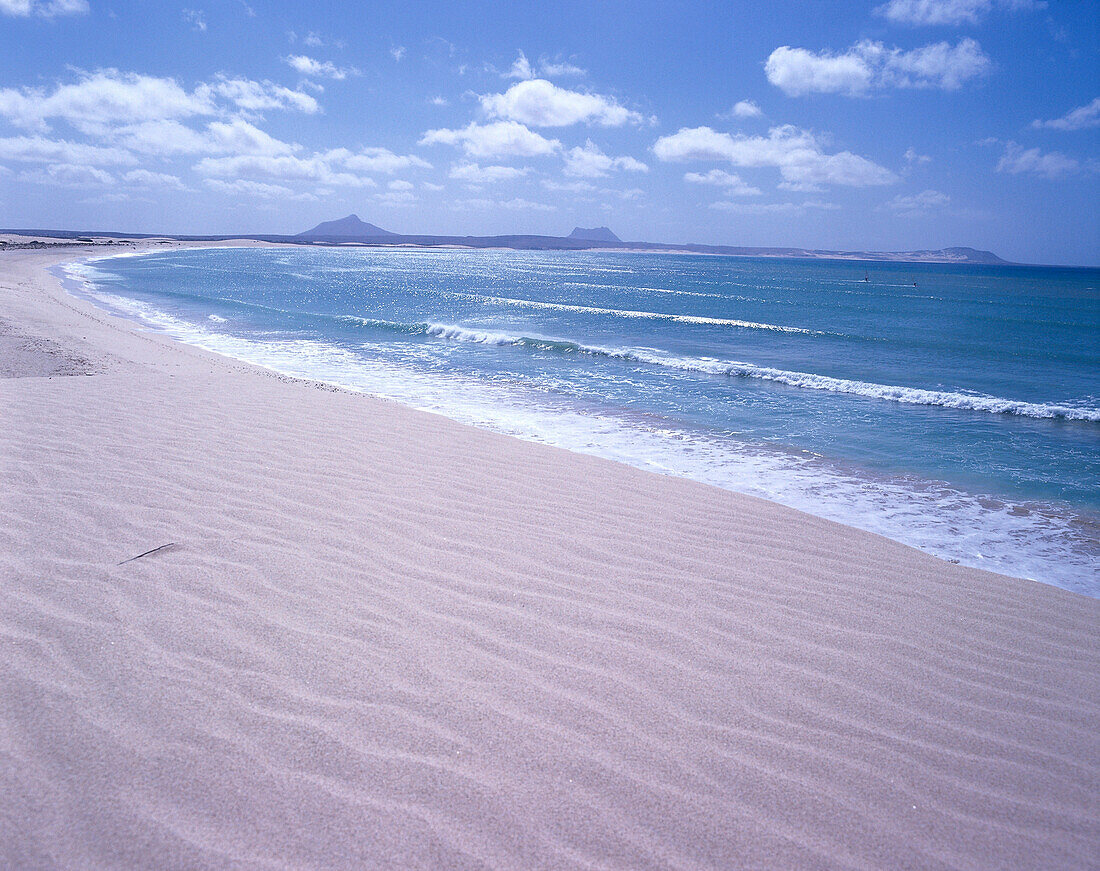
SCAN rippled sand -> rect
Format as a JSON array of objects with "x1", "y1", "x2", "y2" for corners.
[{"x1": 2, "y1": 245, "x2": 1097, "y2": 870}]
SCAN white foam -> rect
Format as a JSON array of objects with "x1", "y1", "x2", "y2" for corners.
[
  {"x1": 448, "y1": 292, "x2": 821, "y2": 334},
  {"x1": 374, "y1": 320, "x2": 1100, "y2": 424}
]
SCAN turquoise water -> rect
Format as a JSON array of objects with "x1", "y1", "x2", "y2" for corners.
[{"x1": 64, "y1": 247, "x2": 1100, "y2": 594}]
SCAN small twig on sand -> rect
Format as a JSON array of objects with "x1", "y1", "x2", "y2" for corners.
[{"x1": 117, "y1": 543, "x2": 177, "y2": 565}]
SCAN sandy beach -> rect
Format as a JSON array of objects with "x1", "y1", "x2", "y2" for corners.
[{"x1": 1, "y1": 243, "x2": 1097, "y2": 869}]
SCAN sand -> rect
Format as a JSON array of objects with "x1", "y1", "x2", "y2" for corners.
[{"x1": 1, "y1": 244, "x2": 1097, "y2": 870}]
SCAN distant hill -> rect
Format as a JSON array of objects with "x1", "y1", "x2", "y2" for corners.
[
  {"x1": 568, "y1": 226, "x2": 621, "y2": 243},
  {"x1": 4, "y1": 224, "x2": 1015, "y2": 265},
  {"x1": 296, "y1": 214, "x2": 394, "y2": 239}
]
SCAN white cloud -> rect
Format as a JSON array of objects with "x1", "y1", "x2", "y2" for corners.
[
  {"x1": 481, "y1": 79, "x2": 643, "y2": 127},
  {"x1": 388, "y1": 179, "x2": 414, "y2": 190},
  {"x1": 539, "y1": 59, "x2": 586, "y2": 77},
  {"x1": 454, "y1": 196, "x2": 556, "y2": 212},
  {"x1": 284, "y1": 55, "x2": 355, "y2": 81},
  {"x1": 563, "y1": 140, "x2": 648, "y2": 177},
  {"x1": 874, "y1": 0, "x2": 1043, "y2": 26},
  {"x1": 764, "y1": 39, "x2": 991, "y2": 96},
  {"x1": 684, "y1": 169, "x2": 762, "y2": 196},
  {"x1": 653, "y1": 125, "x2": 898, "y2": 187},
  {"x1": 1032, "y1": 98, "x2": 1100, "y2": 131},
  {"x1": 0, "y1": 0, "x2": 87, "y2": 17},
  {"x1": 450, "y1": 162, "x2": 531, "y2": 183},
  {"x1": 390, "y1": 46, "x2": 406, "y2": 62},
  {"x1": 887, "y1": 188, "x2": 950, "y2": 214},
  {"x1": 0, "y1": 135, "x2": 136, "y2": 165},
  {"x1": 731, "y1": 100, "x2": 763, "y2": 118},
  {"x1": 108, "y1": 120, "x2": 208, "y2": 155},
  {"x1": 996, "y1": 142, "x2": 1080, "y2": 179},
  {"x1": 194, "y1": 153, "x2": 376, "y2": 187},
  {"x1": 904, "y1": 146, "x2": 931, "y2": 165},
  {"x1": 122, "y1": 169, "x2": 190, "y2": 190},
  {"x1": 183, "y1": 8, "x2": 206, "y2": 31},
  {"x1": 194, "y1": 146, "x2": 425, "y2": 187},
  {"x1": 505, "y1": 52, "x2": 536, "y2": 80},
  {"x1": 0, "y1": 70, "x2": 214, "y2": 132},
  {"x1": 542, "y1": 179, "x2": 595, "y2": 192},
  {"x1": 502, "y1": 51, "x2": 587, "y2": 80},
  {"x1": 429, "y1": 96, "x2": 449, "y2": 106},
  {"x1": 420, "y1": 120, "x2": 561, "y2": 159},
  {"x1": 212, "y1": 77, "x2": 320, "y2": 113},
  {"x1": 204, "y1": 178, "x2": 313, "y2": 199},
  {"x1": 710, "y1": 200, "x2": 839, "y2": 214},
  {"x1": 375, "y1": 189, "x2": 416, "y2": 206},
  {"x1": 422, "y1": 181, "x2": 444, "y2": 192},
  {"x1": 0, "y1": 70, "x2": 318, "y2": 133},
  {"x1": 205, "y1": 119, "x2": 296, "y2": 156},
  {"x1": 335, "y1": 147, "x2": 431, "y2": 173},
  {"x1": 20, "y1": 163, "x2": 114, "y2": 187}
]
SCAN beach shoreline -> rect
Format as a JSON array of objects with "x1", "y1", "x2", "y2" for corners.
[{"x1": 2, "y1": 241, "x2": 1098, "y2": 869}]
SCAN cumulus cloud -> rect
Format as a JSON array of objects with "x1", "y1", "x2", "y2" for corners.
[
  {"x1": 480, "y1": 79, "x2": 642, "y2": 127},
  {"x1": 0, "y1": 70, "x2": 214, "y2": 132},
  {"x1": 683, "y1": 169, "x2": 762, "y2": 196},
  {"x1": 995, "y1": 142, "x2": 1080, "y2": 179},
  {"x1": 284, "y1": 55, "x2": 356, "y2": 80},
  {"x1": 731, "y1": 100, "x2": 763, "y2": 118},
  {"x1": 0, "y1": 70, "x2": 317, "y2": 133},
  {"x1": 0, "y1": 135, "x2": 136, "y2": 165},
  {"x1": 887, "y1": 189, "x2": 950, "y2": 214},
  {"x1": 653, "y1": 125, "x2": 898, "y2": 187},
  {"x1": 874, "y1": 0, "x2": 1043, "y2": 26},
  {"x1": 0, "y1": 0, "x2": 87, "y2": 16},
  {"x1": 764, "y1": 38, "x2": 991, "y2": 96},
  {"x1": 562, "y1": 140, "x2": 647, "y2": 177},
  {"x1": 420, "y1": 120, "x2": 561, "y2": 159},
  {"x1": 1032, "y1": 98, "x2": 1100, "y2": 131},
  {"x1": 450, "y1": 162, "x2": 531, "y2": 183},
  {"x1": 205, "y1": 119, "x2": 296, "y2": 156}
]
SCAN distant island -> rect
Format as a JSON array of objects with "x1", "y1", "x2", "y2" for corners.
[{"x1": 2, "y1": 215, "x2": 1010, "y2": 265}]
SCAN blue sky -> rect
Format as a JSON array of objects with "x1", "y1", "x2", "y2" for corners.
[{"x1": 0, "y1": 0, "x2": 1096, "y2": 264}]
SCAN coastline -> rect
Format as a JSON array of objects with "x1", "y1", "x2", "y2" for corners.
[{"x1": 2, "y1": 242, "x2": 1098, "y2": 868}]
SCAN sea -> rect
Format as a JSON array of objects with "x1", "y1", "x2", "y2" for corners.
[{"x1": 59, "y1": 247, "x2": 1100, "y2": 596}]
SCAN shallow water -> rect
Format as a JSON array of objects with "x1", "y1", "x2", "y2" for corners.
[{"x1": 62, "y1": 247, "x2": 1100, "y2": 594}]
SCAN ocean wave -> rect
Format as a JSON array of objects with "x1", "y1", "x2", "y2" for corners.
[
  {"x1": 339, "y1": 317, "x2": 1100, "y2": 422},
  {"x1": 447, "y1": 292, "x2": 820, "y2": 334}
]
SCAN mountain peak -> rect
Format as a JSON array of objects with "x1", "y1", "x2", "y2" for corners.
[
  {"x1": 297, "y1": 214, "x2": 395, "y2": 239},
  {"x1": 568, "y1": 226, "x2": 621, "y2": 243}
]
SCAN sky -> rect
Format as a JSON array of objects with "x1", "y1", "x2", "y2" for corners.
[{"x1": 0, "y1": 0, "x2": 1097, "y2": 265}]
